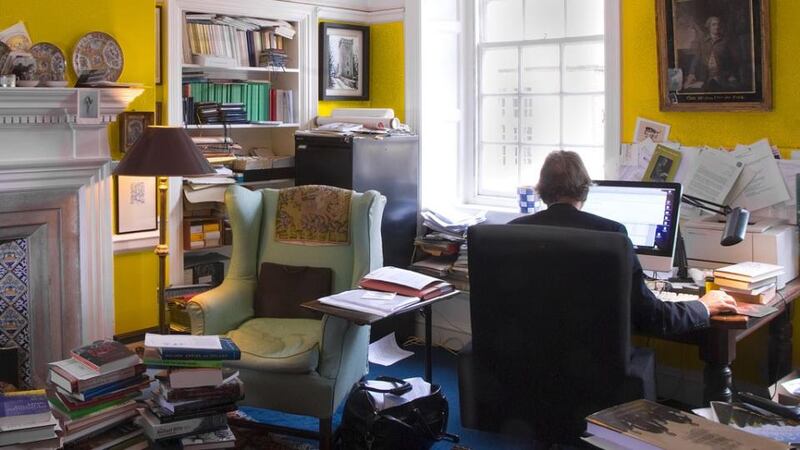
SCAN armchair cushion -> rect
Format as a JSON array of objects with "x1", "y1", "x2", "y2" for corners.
[{"x1": 227, "y1": 318, "x2": 321, "y2": 374}]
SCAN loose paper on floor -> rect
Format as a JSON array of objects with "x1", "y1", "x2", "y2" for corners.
[{"x1": 368, "y1": 332, "x2": 414, "y2": 366}]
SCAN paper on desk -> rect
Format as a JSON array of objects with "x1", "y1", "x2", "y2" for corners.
[
  {"x1": 781, "y1": 378, "x2": 800, "y2": 395},
  {"x1": 729, "y1": 139, "x2": 791, "y2": 211},
  {"x1": 145, "y1": 333, "x2": 221, "y2": 349},
  {"x1": 368, "y1": 332, "x2": 414, "y2": 367},
  {"x1": 683, "y1": 147, "x2": 744, "y2": 205}
]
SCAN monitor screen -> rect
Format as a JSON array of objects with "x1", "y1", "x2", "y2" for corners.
[{"x1": 582, "y1": 181, "x2": 682, "y2": 272}]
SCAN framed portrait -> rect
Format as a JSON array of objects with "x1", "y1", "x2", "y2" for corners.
[
  {"x1": 119, "y1": 111, "x2": 153, "y2": 153},
  {"x1": 643, "y1": 145, "x2": 682, "y2": 182},
  {"x1": 319, "y1": 23, "x2": 369, "y2": 101},
  {"x1": 75, "y1": 89, "x2": 101, "y2": 124},
  {"x1": 115, "y1": 175, "x2": 157, "y2": 234},
  {"x1": 656, "y1": 0, "x2": 771, "y2": 111}
]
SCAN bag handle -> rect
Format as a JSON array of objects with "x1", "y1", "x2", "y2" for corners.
[
  {"x1": 358, "y1": 376, "x2": 413, "y2": 395},
  {"x1": 380, "y1": 408, "x2": 460, "y2": 443}
]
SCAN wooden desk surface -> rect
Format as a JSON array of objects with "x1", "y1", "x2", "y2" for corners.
[
  {"x1": 708, "y1": 278, "x2": 800, "y2": 332},
  {"x1": 301, "y1": 291, "x2": 461, "y2": 326}
]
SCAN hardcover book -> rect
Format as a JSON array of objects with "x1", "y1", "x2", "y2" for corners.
[
  {"x1": 138, "y1": 408, "x2": 228, "y2": 441},
  {"x1": 144, "y1": 398, "x2": 237, "y2": 424},
  {"x1": 142, "y1": 348, "x2": 224, "y2": 369},
  {"x1": 157, "y1": 337, "x2": 241, "y2": 361},
  {"x1": 157, "y1": 377, "x2": 243, "y2": 403},
  {"x1": 0, "y1": 390, "x2": 49, "y2": 417},
  {"x1": 48, "y1": 359, "x2": 145, "y2": 393},
  {"x1": 181, "y1": 426, "x2": 236, "y2": 449},
  {"x1": 70, "y1": 340, "x2": 140, "y2": 374}
]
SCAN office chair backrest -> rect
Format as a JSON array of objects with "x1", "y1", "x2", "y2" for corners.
[{"x1": 466, "y1": 224, "x2": 634, "y2": 440}]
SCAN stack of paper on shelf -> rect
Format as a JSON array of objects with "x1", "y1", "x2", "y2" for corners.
[
  {"x1": 360, "y1": 266, "x2": 454, "y2": 301},
  {"x1": 713, "y1": 262, "x2": 783, "y2": 304},
  {"x1": 139, "y1": 334, "x2": 243, "y2": 447},
  {"x1": 585, "y1": 399, "x2": 788, "y2": 449},
  {"x1": 47, "y1": 340, "x2": 149, "y2": 448},
  {"x1": 0, "y1": 389, "x2": 59, "y2": 448}
]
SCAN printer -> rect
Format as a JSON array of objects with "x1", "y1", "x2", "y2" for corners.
[{"x1": 682, "y1": 216, "x2": 799, "y2": 289}]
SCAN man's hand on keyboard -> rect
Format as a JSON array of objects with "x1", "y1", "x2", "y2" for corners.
[{"x1": 700, "y1": 290, "x2": 738, "y2": 316}]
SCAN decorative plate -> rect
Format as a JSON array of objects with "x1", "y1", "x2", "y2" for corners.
[
  {"x1": 0, "y1": 41, "x2": 10, "y2": 75},
  {"x1": 72, "y1": 31, "x2": 123, "y2": 81},
  {"x1": 30, "y1": 42, "x2": 66, "y2": 82}
]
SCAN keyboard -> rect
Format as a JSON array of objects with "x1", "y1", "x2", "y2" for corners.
[{"x1": 651, "y1": 290, "x2": 700, "y2": 302}]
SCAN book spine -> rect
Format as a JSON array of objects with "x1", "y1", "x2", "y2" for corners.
[
  {"x1": 77, "y1": 365, "x2": 145, "y2": 393},
  {"x1": 144, "y1": 359, "x2": 223, "y2": 369},
  {"x1": 146, "y1": 414, "x2": 227, "y2": 440},
  {"x1": 0, "y1": 394, "x2": 49, "y2": 417},
  {"x1": 163, "y1": 383, "x2": 242, "y2": 402},
  {"x1": 155, "y1": 403, "x2": 236, "y2": 424},
  {"x1": 158, "y1": 348, "x2": 239, "y2": 361}
]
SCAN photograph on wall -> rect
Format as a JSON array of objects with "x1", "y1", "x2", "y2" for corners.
[
  {"x1": 119, "y1": 111, "x2": 153, "y2": 153},
  {"x1": 633, "y1": 117, "x2": 671, "y2": 143},
  {"x1": 76, "y1": 89, "x2": 101, "y2": 124},
  {"x1": 656, "y1": 0, "x2": 771, "y2": 111},
  {"x1": 319, "y1": 23, "x2": 369, "y2": 101},
  {"x1": 643, "y1": 145, "x2": 682, "y2": 183},
  {"x1": 115, "y1": 175, "x2": 157, "y2": 234}
]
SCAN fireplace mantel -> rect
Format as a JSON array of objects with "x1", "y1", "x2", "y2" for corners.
[{"x1": 0, "y1": 87, "x2": 143, "y2": 348}]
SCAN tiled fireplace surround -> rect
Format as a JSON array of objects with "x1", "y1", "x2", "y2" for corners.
[{"x1": 0, "y1": 88, "x2": 142, "y2": 387}]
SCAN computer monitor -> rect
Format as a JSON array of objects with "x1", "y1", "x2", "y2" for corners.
[{"x1": 582, "y1": 180, "x2": 682, "y2": 273}]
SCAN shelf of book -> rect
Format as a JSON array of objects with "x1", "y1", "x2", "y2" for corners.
[{"x1": 183, "y1": 63, "x2": 299, "y2": 73}]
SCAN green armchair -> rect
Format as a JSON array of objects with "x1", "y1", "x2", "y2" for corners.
[{"x1": 186, "y1": 185, "x2": 385, "y2": 448}]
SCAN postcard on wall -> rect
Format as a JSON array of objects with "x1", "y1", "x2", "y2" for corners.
[
  {"x1": 643, "y1": 145, "x2": 682, "y2": 182},
  {"x1": 633, "y1": 117, "x2": 671, "y2": 143}
]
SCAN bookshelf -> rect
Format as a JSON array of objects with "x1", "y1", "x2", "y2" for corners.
[{"x1": 166, "y1": 0, "x2": 318, "y2": 285}]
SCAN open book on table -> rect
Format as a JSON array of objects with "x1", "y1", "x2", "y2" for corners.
[
  {"x1": 359, "y1": 266, "x2": 454, "y2": 300},
  {"x1": 318, "y1": 289, "x2": 420, "y2": 317}
]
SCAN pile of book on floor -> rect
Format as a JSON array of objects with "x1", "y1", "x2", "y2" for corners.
[
  {"x1": 713, "y1": 261, "x2": 784, "y2": 304},
  {"x1": 585, "y1": 399, "x2": 789, "y2": 449},
  {"x1": 319, "y1": 266, "x2": 455, "y2": 317},
  {"x1": 0, "y1": 389, "x2": 59, "y2": 448},
  {"x1": 139, "y1": 334, "x2": 243, "y2": 448},
  {"x1": 47, "y1": 340, "x2": 150, "y2": 449}
]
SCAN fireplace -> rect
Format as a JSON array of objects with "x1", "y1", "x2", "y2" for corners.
[{"x1": 0, "y1": 88, "x2": 142, "y2": 387}]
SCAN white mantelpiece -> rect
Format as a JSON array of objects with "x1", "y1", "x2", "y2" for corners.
[{"x1": 0, "y1": 87, "x2": 143, "y2": 346}]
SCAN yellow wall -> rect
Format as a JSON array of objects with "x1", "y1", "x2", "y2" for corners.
[
  {"x1": 0, "y1": 0, "x2": 160, "y2": 334},
  {"x1": 318, "y1": 21, "x2": 405, "y2": 122},
  {"x1": 623, "y1": 0, "x2": 797, "y2": 383}
]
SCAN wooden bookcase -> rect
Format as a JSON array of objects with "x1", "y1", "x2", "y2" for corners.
[{"x1": 165, "y1": 0, "x2": 318, "y2": 284}]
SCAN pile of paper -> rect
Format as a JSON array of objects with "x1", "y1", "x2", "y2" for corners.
[{"x1": 420, "y1": 207, "x2": 486, "y2": 237}]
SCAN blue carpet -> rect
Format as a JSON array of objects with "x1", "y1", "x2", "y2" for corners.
[{"x1": 240, "y1": 346, "x2": 532, "y2": 449}]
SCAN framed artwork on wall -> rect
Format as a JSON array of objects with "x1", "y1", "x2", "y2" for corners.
[
  {"x1": 119, "y1": 111, "x2": 153, "y2": 153},
  {"x1": 75, "y1": 89, "x2": 100, "y2": 124},
  {"x1": 319, "y1": 23, "x2": 369, "y2": 101},
  {"x1": 656, "y1": 0, "x2": 771, "y2": 111},
  {"x1": 115, "y1": 176, "x2": 157, "y2": 234}
]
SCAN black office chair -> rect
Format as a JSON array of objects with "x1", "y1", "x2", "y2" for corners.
[{"x1": 458, "y1": 224, "x2": 656, "y2": 445}]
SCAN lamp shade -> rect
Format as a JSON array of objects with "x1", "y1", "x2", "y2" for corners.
[{"x1": 114, "y1": 126, "x2": 215, "y2": 176}]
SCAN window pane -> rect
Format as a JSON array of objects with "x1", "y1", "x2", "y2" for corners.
[
  {"x1": 423, "y1": 0, "x2": 459, "y2": 21},
  {"x1": 521, "y1": 45, "x2": 560, "y2": 93},
  {"x1": 482, "y1": 48, "x2": 519, "y2": 94},
  {"x1": 483, "y1": 0, "x2": 523, "y2": 42},
  {"x1": 521, "y1": 96, "x2": 560, "y2": 145},
  {"x1": 479, "y1": 144, "x2": 519, "y2": 195},
  {"x1": 563, "y1": 41, "x2": 604, "y2": 93},
  {"x1": 519, "y1": 146, "x2": 556, "y2": 186},
  {"x1": 481, "y1": 96, "x2": 519, "y2": 142},
  {"x1": 564, "y1": 146, "x2": 604, "y2": 179},
  {"x1": 524, "y1": 0, "x2": 565, "y2": 40},
  {"x1": 562, "y1": 94, "x2": 604, "y2": 146},
  {"x1": 566, "y1": 0, "x2": 603, "y2": 37}
]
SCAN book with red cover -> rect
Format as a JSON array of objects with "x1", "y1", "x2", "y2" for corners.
[
  {"x1": 70, "y1": 340, "x2": 139, "y2": 374},
  {"x1": 48, "y1": 362, "x2": 145, "y2": 394},
  {"x1": 359, "y1": 278, "x2": 454, "y2": 300}
]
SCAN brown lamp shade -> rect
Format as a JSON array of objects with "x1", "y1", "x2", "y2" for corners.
[{"x1": 114, "y1": 126, "x2": 215, "y2": 176}]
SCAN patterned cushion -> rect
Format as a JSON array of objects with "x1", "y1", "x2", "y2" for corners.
[{"x1": 226, "y1": 318, "x2": 321, "y2": 374}]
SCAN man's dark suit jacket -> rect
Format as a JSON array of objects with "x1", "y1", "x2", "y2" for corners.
[{"x1": 509, "y1": 203, "x2": 709, "y2": 336}]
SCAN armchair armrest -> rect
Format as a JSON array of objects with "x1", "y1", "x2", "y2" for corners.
[
  {"x1": 318, "y1": 315, "x2": 370, "y2": 383},
  {"x1": 187, "y1": 279, "x2": 256, "y2": 335}
]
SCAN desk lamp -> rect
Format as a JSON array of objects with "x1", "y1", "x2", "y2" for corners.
[
  {"x1": 113, "y1": 126, "x2": 215, "y2": 334},
  {"x1": 672, "y1": 194, "x2": 751, "y2": 282}
]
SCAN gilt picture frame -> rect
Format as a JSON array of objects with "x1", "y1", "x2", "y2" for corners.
[
  {"x1": 319, "y1": 22, "x2": 369, "y2": 101},
  {"x1": 119, "y1": 111, "x2": 153, "y2": 153},
  {"x1": 656, "y1": 0, "x2": 771, "y2": 111}
]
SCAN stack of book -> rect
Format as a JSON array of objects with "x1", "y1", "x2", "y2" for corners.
[
  {"x1": 47, "y1": 340, "x2": 149, "y2": 448},
  {"x1": 713, "y1": 262, "x2": 783, "y2": 304},
  {"x1": 0, "y1": 389, "x2": 59, "y2": 448},
  {"x1": 183, "y1": 82, "x2": 271, "y2": 124},
  {"x1": 319, "y1": 266, "x2": 455, "y2": 317},
  {"x1": 138, "y1": 334, "x2": 243, "y2": 447}
]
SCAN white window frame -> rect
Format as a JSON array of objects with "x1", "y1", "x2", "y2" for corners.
[{"x1": 462, "y1": 0, "x2": 621, "y2": 208}]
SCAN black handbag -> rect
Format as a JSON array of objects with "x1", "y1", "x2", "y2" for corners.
[{"x1": 338, "y1": 376, "x2": 459, "y2": 450}]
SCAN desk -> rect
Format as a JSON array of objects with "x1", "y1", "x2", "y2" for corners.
[
  {"x1": 664, "y1": 279, "x2": 800, "y2": 404},
  {"x1": 302, "y1": 291, "x2": 460, "y2": 383}
]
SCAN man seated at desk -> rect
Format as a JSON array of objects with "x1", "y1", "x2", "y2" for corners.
[{"x1": 509, "y1": 150, "x2": 737, "y2": 336}]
